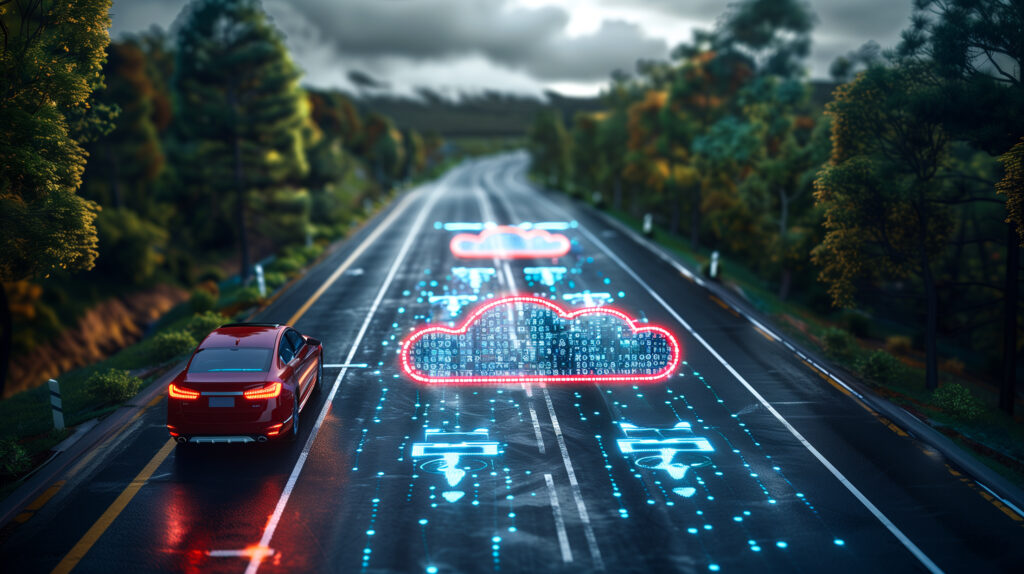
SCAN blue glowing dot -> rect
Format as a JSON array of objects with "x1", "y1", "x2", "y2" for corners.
[
  {"x1": 366, "y1": 530, "x2": 375, "y2": 536},
  {"x1": 733, "y1": 516, "x2": 743, "y2": 522},
  {"x1": 603, "y1": 278, "x2": 611, "y2": 284},
  {"x1": 427, "y1": 567, "x2": 438, "y2": 574},
  {"x1": 776, "y1": 541, "x2": 788, "y2": 549},
  {"x1": 492, "y1": 536, "x2": 501, "y2": 543},
  {"x1": 834, "y1": 539, "x2": 845, "y2": 546},
  {"x1": 419, "y1": 519, "x2": 428, "y2": 525},
  {"x1": 704, "y1": 525, "x2": 713, "y2": 530},
  {"x1": 688, "y1": 528, "x2": 698, "y2": 534},
  {"x1": 618, "y1": 291, "x2": 625, "y2": 298},
  {"x1": 796, "y1": 492, "x2": 805, "y2": 498},
  {"x1": 509, "y1": 526, "x2": 517, "y2": 532},
  {"x1": 363, "y1": 548, "x2": 371, "y2": 554},
  {"x1": 709, "y1": 565, "x2": 720, "y2": 572},
  {"x1": 751, "y1": 546, "x2": 761, "y2": 552}
]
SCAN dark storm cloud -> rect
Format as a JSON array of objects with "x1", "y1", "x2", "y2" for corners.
[{"x1": 286, "y1": 0, "x2": 668, "y2": 81}]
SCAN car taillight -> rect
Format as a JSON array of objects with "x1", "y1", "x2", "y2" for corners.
[
  {"x1": 244, "y1": 382, "x2": 282, "y2": 400},
  {"x1": 169, "y1": 383, "x2": 200, "y2": 400}
]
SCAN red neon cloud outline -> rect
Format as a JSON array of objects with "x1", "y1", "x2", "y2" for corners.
[
  {"x1": 400, "y1": 295, "x2": 681, "y2": 384},
  {"x1": 449, "y1": 226, "x2": 571, "y2": 259}
]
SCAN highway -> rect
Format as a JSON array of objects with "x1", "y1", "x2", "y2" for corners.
[{"x1": 2, "y1": 153, "x2": 1023, "y2": 573}]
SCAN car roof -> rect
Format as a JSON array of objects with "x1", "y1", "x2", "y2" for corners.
[{"x1": 201, "y1": 324, "x2": 283, "y2": 348}]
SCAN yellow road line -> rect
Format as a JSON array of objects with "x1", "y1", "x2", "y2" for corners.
[
  {"x1": 753, "y1": 326, "x2": 775, "y2": 342},
  {"x1": 287, "y1": 191, "x2": 417, "y2": 325},
  {"x1": 51, "y1": 439, "x2": 175, "y2": 574},
  {"x1": 708, "y1": 295, "x2": 739, "y2": 317},
  {"x1": 13, "y1": 480, "x2": 66, "y2": 524}
]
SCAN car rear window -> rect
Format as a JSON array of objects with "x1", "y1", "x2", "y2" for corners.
[{"x1": 188, "y1": 347, "x2": 273, "y2": 373}]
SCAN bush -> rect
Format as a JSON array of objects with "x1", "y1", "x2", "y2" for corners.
[
  {"x1": 268, "y1": 256, "x2": 303, "y2": 275},
  {"x1": 885, "y1": 335, "x2": 913, "y2": 356},
  {"x1": 86, "y1": 369, "x2": 143, "y2": 403},
  {"x1": 189, "y1": 289, "x2": 217, "y2": 314},
  {"x1": 822, "y1": 327, "x2": 855, "y2": 360},
  {"x1": 0, "y1": 437, "x2": 31, "y2": 477},
  {"x1": 151, "y1": 330, "x2": 197, "y2": 363},
  {"x1": 931, "y1": 383, "x2": 985, "y2": 421},
  {"x1": 857, "y1": 350, "x2": 903, "y2": 385},
  {"x1": 263, "y1": 271, "x2": 288, "y2": 290},
  {"x1": 184, "y1": 311, "x2": 225, "y2": 342}
]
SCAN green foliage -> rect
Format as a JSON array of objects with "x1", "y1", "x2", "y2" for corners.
[
  {"x1": 527, "y1": 109, "x2": 572, "y2": 189},
  {"x1": 931, "y1": 383, "x2": 986, "y2": 422},
  {"x1": 189, "y1": 289, "x2": 217, "y2": 314},
  {"x1": 857, "y1": 350, "x2": 903, "y2": 385},
  {"x1": 0, "y1": 0, "x2": 113, "y2": 284},
  {"x1": 184, "y1": 311, "x2": 224, "y2": 342},
  {"x1": 268, "y1": 256, "x2": 304, "y2": 275},
  {"x1": 0, "y1": 437, "x2": 31, "y2": 477},
  {"x1": 93, "y1": 208, "x2": 168, "y2": 286},
  {"x1": 173, "y1": 0, "x2": 309, "y2": 270},
  {"x1": 150, "y1": 330, "x2": 196, "y2": 363},
  {"x1": 81, "y1": 41, "x2": 165, "y2": 215},
  {"x1": 821, "y1": 327, "x2": 855, "y2": 360},
  {"x1": 86, "y1": 368, "x2": 143, "y2": 403}
]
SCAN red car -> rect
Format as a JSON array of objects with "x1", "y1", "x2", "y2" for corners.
[{"x1": 166, "y1": 323, "x2": 323, "y2": 445}]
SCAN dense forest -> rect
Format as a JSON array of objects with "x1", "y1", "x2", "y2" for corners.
[
  {"x1": 528, "y1": 0, "x2": 1023, "y2": 413},
  {"x1": 0, "y1": 0, "x2": 440, "y2": 397}
]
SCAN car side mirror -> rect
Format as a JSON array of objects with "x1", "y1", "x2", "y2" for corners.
[{"x1": 305, "y1": 337, "x2": 321, "y2": 347}]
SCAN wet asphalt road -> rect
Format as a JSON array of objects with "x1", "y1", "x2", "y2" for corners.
[{"x1": 2, "y1": 153, "x2": 1023, "y2": 574}]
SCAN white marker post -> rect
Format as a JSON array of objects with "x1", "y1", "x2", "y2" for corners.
[
  {"x1": 710, "y1": 251, "x2": 720, "y2": 279},
  {"x1": 48, "y1": 379, "x2": 64, "y2": 431},
  {"x1": 643, "y1": 213, "x2": 653, "y2": 237},
  {"x1": 255, "y1": 264, "x2": 266, "y2": 298}
]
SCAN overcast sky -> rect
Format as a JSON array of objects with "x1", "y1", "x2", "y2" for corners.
[{"x1": 110, "y1": 0, "x2": 914, "y2": 98}]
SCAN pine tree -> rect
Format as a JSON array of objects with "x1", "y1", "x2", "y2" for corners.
[{"x1": 173, "y1": 0, "x2": 307, "y2": 280}]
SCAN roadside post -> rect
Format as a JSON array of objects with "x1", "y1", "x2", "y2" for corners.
[
  {"x1": 710, "y1": 251, "x2": 720, "y2": 279},
  {"x1": 48, "y1": 379, "x2": 64, "y2": 431},
  {"x1": 643, "y1": 213, "x2": 653, "y2": 237},
  {"x1": 255, "y1": 263, "x2": 266, "y2": 298}
]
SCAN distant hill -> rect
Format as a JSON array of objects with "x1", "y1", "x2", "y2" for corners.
[
  {"x1": 348, "y1": 81, "x2": 838, "y2": 138},
  {"x1": 352, "y1": 89, "x2": 603, "y2": 137}
]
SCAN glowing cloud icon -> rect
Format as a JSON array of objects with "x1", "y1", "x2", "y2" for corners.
[
  {"x1": 400, "y1": 295, "x2": 681, "y2": 384},
  {"x1": 449, "y1": 226, "x2": 571, "y2": 259}
]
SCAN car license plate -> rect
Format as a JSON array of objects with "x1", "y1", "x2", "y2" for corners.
[{"x1": 209, "y1": 396, "x2": 234, "y2": 408}]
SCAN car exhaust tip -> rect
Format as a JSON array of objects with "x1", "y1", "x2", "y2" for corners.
[
  {"x1": 256, "y1": 435, "x2": 268, "y2": 443},
  {"x1": 175, "y1": 436, "x2": 188, "y2": 444}
]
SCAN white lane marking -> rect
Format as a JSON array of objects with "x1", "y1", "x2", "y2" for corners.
[
  {"x1": 542, "y1": 386, "x2": 604, "y2": 570},
  {"x1": 245, "y1": 181, "x2": 444, "y2": 574},
  {"x1": 323, "y1": 363, "x2": 369, "y2": 368},
  {"x1": 524, "y1": 383, "x2": 546, "y2": 454},
  {"x1": 977, "y1": 481, "x2": 1024, "y2": 518},
  {"x1": 567, "y1": 219, "x2": 943, "y2": 574},
  {"x1": 545, "y1": 473, "x2": 574, "y2": 563},
  {"x1": 484, "y1": 161, "x2": 605, "y2": 569}
]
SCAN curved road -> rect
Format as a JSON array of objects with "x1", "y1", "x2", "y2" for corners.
[{"x1": 2, "y1": 154, "x2": 1022, "y2": 573}]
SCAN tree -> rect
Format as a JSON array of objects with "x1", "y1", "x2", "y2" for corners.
[
  {"x1": 527, "y1": 109, "x2": 572, "y2": 190},
  {"x1": 812, "y1": 64, "x2": 953, "y2": 390},
  {"x1": 0, "y1": 0, "x2": 113, "y2": 396},
  {"x1": 664, "y1": 43, "x2": 754, "y2": 249},
  {"x1": 899, "y1": 0, "x2": 1024, "y2": 412},
  {"x1": 82, "y1": 42, "x2": 165, "y2": 214},
  {"x1": 174, "y1": 0, "x2": 307, "y2": 281},
  {"x1": 739, "y1": 77, "x2": 824, "y2": 299},
  {"x1": 716, "y1": 0, "x2": 815, "y2": 78}
]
